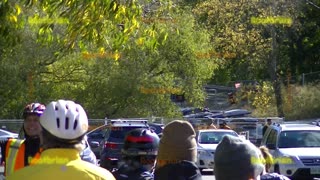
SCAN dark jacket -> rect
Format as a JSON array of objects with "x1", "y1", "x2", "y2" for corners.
[
  {"x1": 262, "y1": 125, "x2": 269, "y2": 136},
  {"x1": 112, "y1": 164, "x2": 154, "y2": 180},
  {"x1": 154, "y1": 160, "x2": 202, "y2": 180}
]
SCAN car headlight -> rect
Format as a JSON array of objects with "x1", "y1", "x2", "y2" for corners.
[{"x1": 197, "y1": 149, "x2": 212, "y2": 157}]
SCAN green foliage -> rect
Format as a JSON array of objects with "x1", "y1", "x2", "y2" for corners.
[
  {"x1": 250, "y1": 82, "x2": 278, "y2": 117},
  {"x1": 193, "y1": 0, "x2": 272, "y2": 82},
  {"x1": 80, "y1": 9, "x2": 216, "y2": 118},
  {"x1": 284, "y1": 84, "x2": 320, "y2": 120},
  {"x1": 0, "y1": 0, "x2": 23, "y2": 48},
  {"x1": 0, "y1": 6, "x2": 214, "y2": 119}
]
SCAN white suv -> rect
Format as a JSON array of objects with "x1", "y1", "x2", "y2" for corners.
[{"x1": 261, "y1": 123, "x2": 320, "y2": 179}]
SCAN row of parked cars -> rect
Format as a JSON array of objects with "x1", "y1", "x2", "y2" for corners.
[
  {"x1": 197, "y1": 122, "x2": 320, "y2": 179},
  {"x1": 3, "y1": 117, "x2": 320, "y2": 179},
  {"x1": 194, "y1": 122, "x2": 320, "y2": 179},
  {"x1": 85, "y1": 118, "x2": 247, "y2": 174}
]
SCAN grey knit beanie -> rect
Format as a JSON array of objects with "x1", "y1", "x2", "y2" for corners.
[
  {"x1": 157, "y1": 120, "x2": 197, "y2": 163},
  {"x1": 214, "y1": 135, "x2": 265, "y2": 180}
]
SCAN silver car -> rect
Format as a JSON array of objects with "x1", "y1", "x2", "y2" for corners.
[
  {"x1": 196, "y1": 129, "x2": 239, "y2": 172},
  {"x1": 0, "y1": 129, "x2": 18, "y2": 141}
]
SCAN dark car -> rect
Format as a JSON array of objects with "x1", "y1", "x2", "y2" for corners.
[
  {"x1": 87, "y1": 127, "x2": 106, "y2": 159},
  {"x1": 90, "y1": 119, "x2": 150, "y2": 171},
  {"x1": 148, "y1": 122, "x2": 164, "y2": 136}
]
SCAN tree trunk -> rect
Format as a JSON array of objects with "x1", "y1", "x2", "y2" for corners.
[{"x1": 270, "y1": 26, "x2": 285, "y2": 118}]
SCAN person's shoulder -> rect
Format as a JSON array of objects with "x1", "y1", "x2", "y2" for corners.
[{"x1": 6, "y1": 165, "x2": 35, "y2": 180}]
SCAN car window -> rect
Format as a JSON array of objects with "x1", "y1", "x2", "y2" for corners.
[
  {"x1": 279, "y1": 131, "x2": 320, "y2": 148},
  {"x1": 88, "y1": 130, "x2": 105, "y2": 139},
  {"x1": 88, "y1": 125, "x2": 109, "y2": 139},
  {"x1": 107, "y1": 127, "x2": 147, "y2": 141},
  {"x1": 199, "y1": 131, "x2": 238, "y2": 144},
  {"x1": 242, "y1": 126, "x2": 257, "y2": 137},
  {"x1": 266, "y1": 129, "x2": 277, "y2": 145}
]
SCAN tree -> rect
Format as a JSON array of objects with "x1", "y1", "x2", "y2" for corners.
[
  {"x1": 192, "y1": 0, "x2": 304, "y2": 117},
  {"x1": 193, "y1": 0, "x2": 272, "y2": 83}
]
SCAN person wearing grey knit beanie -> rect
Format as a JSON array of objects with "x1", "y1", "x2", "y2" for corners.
[
  {"x1": 214, "y1": 135, "x2": 265, "y2": 180},
  {"x1": 154, "y1": 120, "x2": 202, "y2": 180}
]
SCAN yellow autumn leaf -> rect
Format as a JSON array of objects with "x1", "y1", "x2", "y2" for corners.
[
  {"x1": 113, "y1": 3, "x2": 117, "y2": 11},
  {"x1": 10, "y1": 15, "x2": 17, "y2": 23},
  {"x1": 136, "y1": 37, "x2": 144, "y2": 45},
  {"x1": 99, "y1": 47, "x2": 105, "y2": 53},
  {"x1": 114, "y1": 51, "x2": 121, "y2": 61},
  {"x1": 120, "y1": 6, "x2": 126, "y2": 14},
  {"x1": 15, "y1": 4, "x2": 21, "y2": 15}
]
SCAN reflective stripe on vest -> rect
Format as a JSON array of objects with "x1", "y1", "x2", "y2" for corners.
[{"x1": 5, "y1": 139, "x2": 25, "y2": 176}]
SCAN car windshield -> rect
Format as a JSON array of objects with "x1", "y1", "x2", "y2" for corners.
[
  {"x1": 242, "y1": 126, "x2": 257, "y2": 137},
  {"x1": 278, "y1": 131, "x2": 320, "y2": 148},
  {"x1": 199, "y1": 131, "x2": 238, "y2": 144}
]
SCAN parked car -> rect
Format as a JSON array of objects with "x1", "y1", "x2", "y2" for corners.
[
  {"x1": 0, "y1": 129, "x2": 18, "y2": 141},
  {"x1": 196, "y1": 129, "x2": 240, "y2": 172},
  {"x1": 148, "y1": 122, "x2": 164, "y2": 136},
  {"x1": 261, "y1": 123, "x2": 320, "y2": 179},
  {"x1": 87, "y1": 126, "x2": 106, "y2": 159},
  {"x1": 90, "y1": 119, "x2": 149, "y2": 171}
]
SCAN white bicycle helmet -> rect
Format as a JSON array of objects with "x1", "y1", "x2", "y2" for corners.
[{"x1": 40, "y1": 100, "x2": 89, "y2": 140}]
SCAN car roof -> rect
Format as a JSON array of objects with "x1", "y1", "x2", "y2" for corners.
[
  {"x1": 0, "y1": 129, "x2": 18, "y2": 135},
  {"x1": 197, "y1": 129, "x2": 236, "y2": 133},
  {"x1": 105, "y1": 119, "x2": 149, "y2": 127},
  {"x1": 273, "y1": 123, "x2": 320, "y2": 131}
]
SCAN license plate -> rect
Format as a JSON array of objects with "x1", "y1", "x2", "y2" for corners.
[{"x1": 310, "y1": 167, "x2": 320, "y2": 174}]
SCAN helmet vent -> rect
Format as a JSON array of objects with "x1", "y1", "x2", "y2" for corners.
[
  {"x1": 73, "y1": 120, "x2": 78, "y2": 130},
  {"x1": 55, "y1": 106, "x2": 58, "y2": 111},
  {"x1": 65, "y1": 117, "x2": 69, "y2": 129},
  {"x1": 65, "y1": 105, "x2": 69, "y2": 109},
  {"x1": 56, "y1": 118, "x2": 60, "y2": 128}
]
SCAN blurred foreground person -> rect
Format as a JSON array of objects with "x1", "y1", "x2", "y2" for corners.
[
  {"x1": 7, "y1": 100, "x2": 115, "y2": 180},
  {"x1": 154, "y1": 120, "x2": 202, "y2": 180},
  {"x1": 0, "y1": 103, "x2": 45, "y2": 176},
  {"x1": 214, "y1": 135, "x2": 264, "y2": 180},
  {"x1": 259, "y1": 146, "x2": 290, "y2": 180},
  {"x1": 112, "y1": 128, "x2": 159, "y2": 180}
]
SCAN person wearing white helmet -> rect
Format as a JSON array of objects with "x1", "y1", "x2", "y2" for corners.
[{"x1": 7, "y1": 99, "x2": 115, "y2": 180}]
